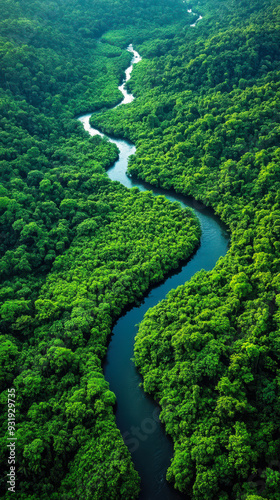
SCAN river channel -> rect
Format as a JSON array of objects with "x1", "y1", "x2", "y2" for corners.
[{"x1": 78, "y1": 44, "x2": 230, "y2": 500}]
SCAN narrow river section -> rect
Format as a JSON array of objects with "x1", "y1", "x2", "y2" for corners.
[{"x1": 78, "y1": 45, "x2": 230, "y2": 500}]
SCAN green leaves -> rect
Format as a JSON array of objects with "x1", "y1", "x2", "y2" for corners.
[
  {"x1": 230, "y1": 272, "x2": 253, "y2": 299},
  {"x1": 0, "y1": 0, "x2": 279, "y2": 498},
  {"x1": 35, "y1": 299, "x2": 60, "y2": 320},
  {"x1": 0, "y1": 299, "x2": 31, "y2": 322}
]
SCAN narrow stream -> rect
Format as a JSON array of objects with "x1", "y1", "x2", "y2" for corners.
[{"x1": 78, "y1": 41, "x2": 230, "y2": 500}]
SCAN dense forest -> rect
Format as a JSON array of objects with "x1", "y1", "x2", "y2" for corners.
[
  {"x1": 0, "y1": 1, "x2": 201, "y2": 499},
  {"x1": 1, "y1": 0, "x2": 280, "y2": 499},
  {"x1": 92, "y1": 0, "x2": 280, "y2": 499}
]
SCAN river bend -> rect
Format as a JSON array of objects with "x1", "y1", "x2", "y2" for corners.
[{"x1": 78, "y1": 44, "x2": 229, "y2": 500}]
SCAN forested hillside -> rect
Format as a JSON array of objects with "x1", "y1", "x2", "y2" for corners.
[
  {"x1": 1, "y1": 0, "x2": 280, "y2": 499},
  {"x1": 0, "y1": 1, "x2": 201, "y2": 499},
  {"x1": 92, "y1": 0, "x2": 280, "y2": 499}
]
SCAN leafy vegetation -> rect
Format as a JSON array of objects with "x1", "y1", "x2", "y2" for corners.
[
  {"x1": 0, "y1": 0, "x2": 201, "y2": 498},
  {"x1": 91, "y1": 0, "x2": 280, "y2": 498},
  {"x1": 1, "y1": 0, "x2": 280, "y2": 498}
]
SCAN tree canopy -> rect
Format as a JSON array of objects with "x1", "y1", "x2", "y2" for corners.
[{"x1": 1, "y1": 0, "x2": 280, "y2": 499}]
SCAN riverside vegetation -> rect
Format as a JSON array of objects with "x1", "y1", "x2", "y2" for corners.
[
  {"x1": 91, "y1": 0, "x2": 280, "y2": 499},
  {"x1": 0, "y1": 1, "x2": 201, "y2": 499},
  {"x1": 0, "y1": 0, "x2": 280, "y2": 499}
]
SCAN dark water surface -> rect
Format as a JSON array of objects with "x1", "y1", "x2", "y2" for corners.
[{"x1": 78, "y1": 45, "x2": 230, "y2": 500}]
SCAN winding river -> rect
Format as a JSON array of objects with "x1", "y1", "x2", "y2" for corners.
[{"x1": 78, "y1": 44, "x2": 230, "y2": 500}]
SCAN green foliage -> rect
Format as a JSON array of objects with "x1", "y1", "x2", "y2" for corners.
[
  {"x1": 88, "y1": 0, "x2": 280, "y2": 498},
  {"x1": 0, "y1": 0, "x2": 201, "y2": 498},
  {"x1": 1, "y1": 0, "x2": 280, "y2": 498}
]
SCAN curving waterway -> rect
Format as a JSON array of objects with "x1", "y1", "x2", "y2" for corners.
[{"x1": 78, "y1": 43, "x2": 230, "y2": 500}]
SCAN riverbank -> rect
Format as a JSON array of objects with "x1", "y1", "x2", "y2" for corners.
[{"x1": 78, "y1": 45, "x2": 229, "y2": 499}]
